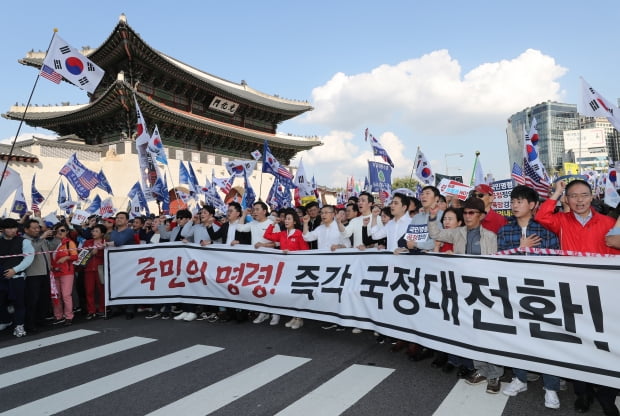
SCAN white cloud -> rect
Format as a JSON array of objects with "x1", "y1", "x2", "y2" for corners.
[
  {"x1": 305, "y1": 49, "x2": 567, "y2": 134},
  {"x1": 293, "y1": 130, "x2": 413, "y2": 188},
  {"x1": 295, "y1": 48, "x2": 567, "y2": 187}
]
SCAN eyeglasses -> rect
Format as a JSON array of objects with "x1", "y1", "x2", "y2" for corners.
[
  {"x1": 474, "y1": 193, "x2": 488, "y2": 198},
  {"x1": 463, "y1": 210, "x2": 480, "y2": 216},
  {"x1": 57, "y1": 229, "x2": 67, "y2": 232}
]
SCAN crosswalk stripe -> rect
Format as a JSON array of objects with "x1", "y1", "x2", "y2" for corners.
[
  {"x1": 433, "y1": 379, "x2": 509, "y2": 416},
  {"x1": 275, "y1": 364, "x2": 394, "y2": 416},
  {"x1": 146, "y1": 354, "x2": 311, "y2": 416},
  {"x1": 1, "y1": 345, "x2": 223, "y2": 416},
  {"x1": 0, "y1": 329, "x2": 98, "y2": 358},
  {"x1": 0, "y1": 336, "x2": 156, "y2": 389}
]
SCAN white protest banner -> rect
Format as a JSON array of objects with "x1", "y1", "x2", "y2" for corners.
[
  {"x1": 70, "y1": 209, "x2": 90, "y2": 225},
  {"x1": 105, "y1": 244, "x2": 620, "y2": 388},
  {"x1": 437, "y1": 179, "x2": 472, "y2": 201},
  {"x1": 404, "y1": 224, "x2": 429, "y2": 242},
  {"x1": 490, "y1": 179, "x2": 514, "y2": 217}
]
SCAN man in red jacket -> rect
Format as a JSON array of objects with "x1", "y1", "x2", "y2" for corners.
[{"x1": 535, "y1": 179, "x2": 619, "y2": 416}]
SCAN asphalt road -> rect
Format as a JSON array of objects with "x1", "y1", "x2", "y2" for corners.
[{"x1": 0, "y1": 311, "x2": 616, "y2": 416}]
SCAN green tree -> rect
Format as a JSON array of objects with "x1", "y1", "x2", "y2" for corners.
[{"x1": 391, "y1": 176, "x2": 420, "y2": 191}]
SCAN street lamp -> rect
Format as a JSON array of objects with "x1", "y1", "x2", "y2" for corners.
[{"x1": 445, "y1": 153, "x2": 464, "y2": 175}]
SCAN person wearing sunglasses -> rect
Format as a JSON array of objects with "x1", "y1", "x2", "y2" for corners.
[
  {"x1": 428, "y1": 197, "x2": 502, "y2": 394},
  {"x1": 50, "y1": 223, "x2": 78, "y2": 326},
  {"x1": 472, "y1": 184, "x2": 507, "y2": 234}
]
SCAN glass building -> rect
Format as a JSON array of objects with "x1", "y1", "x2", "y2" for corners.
[{"x1": 506, "y1": 101, "x2": 579, "y2": 175}]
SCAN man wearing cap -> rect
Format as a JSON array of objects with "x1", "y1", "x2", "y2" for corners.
[
  {"x1": 0, "y1": 218, "x2": 35, "y2": 337},
  {"x1": 473, "y1": 184, "x2": 508, "y2": 234},
  {"x1": 428, "y1": 198, "x2": 502, "y2": 394}
]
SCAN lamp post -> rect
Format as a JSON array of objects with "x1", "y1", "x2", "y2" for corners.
[{"x1": 444, "y1": 152, "x2": 464, "y2": 175}]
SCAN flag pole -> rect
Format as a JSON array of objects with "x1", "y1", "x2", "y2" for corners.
[
  {"x1": 409, "y1": 146, "x2": 419, "y2": 183},
  {"x1": 469, "y1": 151, "x2": 480, "y2": 186},
  {"x1": 165, "y1": 164, "x2": 181, "y2": 202},
  {"x1": 38, "y1": 174, "x2": 62, "y2": 212},
  {"x1": 0, "y1": 30, "x2": 58, "y2": 190}
]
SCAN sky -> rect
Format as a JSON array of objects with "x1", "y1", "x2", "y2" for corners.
[{"x1": 1, "y1": 0, "x2": 619, "y2": 188}]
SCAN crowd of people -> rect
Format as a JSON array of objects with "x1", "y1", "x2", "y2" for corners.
[{"x1": 1, "y1": 179, "x2": 619, "y2": 414}]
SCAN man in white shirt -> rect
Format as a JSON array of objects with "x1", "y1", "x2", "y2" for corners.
[
  {"x1": 235, "y1": 201, "x2": 280, "y2": 326},
  {"x1": 303, "y1": 205, "x2": 350, "y2": 250},
  {"x1": 340, "y1": 191, "x2": 381, "y2": 249},
  {"x1": 369, "y1": 192, "x2": 411, "y2": 251},
  {"x1": 234, "y1": 201, "x2": 275, "y2": 249}
]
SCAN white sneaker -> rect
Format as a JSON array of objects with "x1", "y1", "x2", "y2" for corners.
[
  {"x1": 13, "y1": 325, "x2": 26, "y2": 337},
  {"x1": 173, "y1": 312, "x2": 188, "y2": 321},
  {"x1": 269, "y1": 314, "x2": 280, "y2": 326},
  {"x1": 291, "y1": 318, "x2": 304, "y2": 330},
  {"x1": 0, "y1": 321, "x2": 12, "y2": 331},
  {"x1": 285, "y1": 318, "x2": 296, "y2": 328},
  {"x1": 253, "y1": 313, "x2": 269, "y2": 324},
  {"x1": 544, "y1": 389, "x2": 560, "y2": 409},
  {"x1": 352, "y1": 328, "x2": 362, "y2": 334},
  {"x1": 502, "y1": 377, "x2": 527, "y2": 396},
  {"x1": 183, "y1": 312, "x2": 198, "y2": 321}
]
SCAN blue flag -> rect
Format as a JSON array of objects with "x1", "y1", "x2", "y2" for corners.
[
  {"x1": 365, "y1": 129, "x2": 395, "y2": 168},
  {"x1": 204, "y1": 169, "x2": 226, "y2": 212},
  {"x1": 57, "y1": 182, "x2": 67, "y2": 206},
  {"x1": 31, "y1": 174, "x2": 44, "y2": 211},
  {"x1": 127, "y1": 181, "x2": 150, "y2": 215},
  {"x1": 368, "y1": 161, "x2": 392, "y2": 193},
  {"x1": 97, "y1": 169, "x2": 114, "y2": 195},
  {"x1": 187, "y1": 161, "x2": 201, "y2": 196},
  {"x1": 161, "y1": 173, "x2": 170, "y2": 214},
  {"x1": 86, "y1": 195, "x2": 102, "y2": 214},
  {"x1": 179, "y1": 162, "x2": 191, "y2": 188},
  {"x1": 266, "y1": 176, "x2": 292, "y2": 210},
  {"x1": 151, "y1": 175, "x2": 168, "y2": 206},
  {"x1": 11, "y1": 187, "x2": 28, "y2": 216},
  {"x1": 363, "y1": 176, "x2": 370, "y2": 192},
  {"x1": 241, "y1": 175, "x2": 256, "y2": 210},
  {"x1": 58, "y1": 153, "x2": 100, "y2": 199},
  {"x1": 262, "y1": 140, "x2": 296, "y2": 189}
]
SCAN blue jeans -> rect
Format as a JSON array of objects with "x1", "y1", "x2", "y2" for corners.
[{"x1": 513, "y1": 368, "x2": 560, "y2": 391}]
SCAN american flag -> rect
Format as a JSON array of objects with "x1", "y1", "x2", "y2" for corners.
[
  {"x1": 523, "y1": 159, "x2": 550, "y2": 196},
  {"x1": 40, "y1": 64, "x2": 62, "y2": 84},
  {"x1": 79, "y1": 176, "x2": 100, "y2": 190},
  {"x1": 31, "y1": 175, "x2": 44, "y2": 211},
  {"x1": 511, "y1": 162, "x2": 526, "y2": 185}
]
